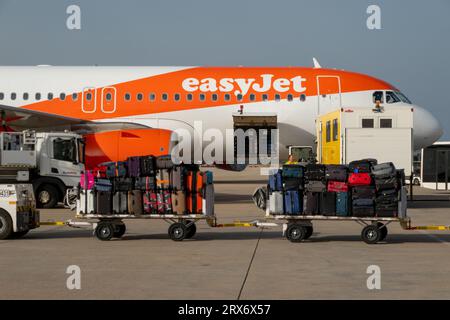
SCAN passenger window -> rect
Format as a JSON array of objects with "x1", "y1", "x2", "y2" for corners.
[
  {"x1": 287, "y1": 94, "x2": 293, "y2": 101},
  {"x1": 60, "y1": 93, "x2": 66, "y2": 101},
  {"x1": 380, "y1": 118, "x2": 393, "y2": 128},
  {"x1": 72, "y1": 93, "x2": 78, "y2": 101},
  {"x1": 86, "y1": 93, "x2": 92, "y2": 101},
  {"x1": 11, "y1": 93, "x2": 17, "y2": 100},
  {"x1": 35, "y1": 93, "x2": 41, "y2": 100},
  {"x1": 174, "y1": 93, "x2": 180, "y2": 101},
  {"x1": 137, "y1": 93, "x2": 143, "y2": 101},
  {"x1": 186, "y1": 93, "x2": 193, "y2": 101},
  {"x1": 386, "y1": 91, "x2": 400, "y2": 104},
  {"x1": 224, "y1": 94, "x2": 230, "y2": 101},
  {"x1": 23, "y1": 93, "x2": 29, "y2": 100},
  {"x1": 362, "y1": 118, "x2": 374, "y2": 128},
  {"x1": 105, "y1": 93, "x2": 112, "y2": 101},
  {"x1": 212, "y1": 93, "x2": 218, "y2": 101},
  {"x1": 300, "y1": 94, "x2": 306, "y2": 102},
  {"x1": 162, "y1": 93, "x2": 168, "y2": 101},
  {"x1": 149, "y1": 93, "x2": 155, "y2": 101},
  {"x1": 372, "y1": 91, "x2": 384, "y2": 103},
  {"x1": 48, "y1": 93, "x2": 53, "y2": 100},
  {"x1": 237, "y1": 94, "x2": 243, "y2": 101},
  {"x1": 0, "y1": 93, "x2": 3, "y2": 100},
  {"x1": 333, "y1": 119, "x2": 338, "y2": 141},
  {"x1": 275, "y1": 94, "x2": 281, "y2": 101},
  {"x1": 249, "y1": 94, "x2": 256, "y2": 101},
  {"x1": 262, "y1": 94, "x2": 268, "y2": 101},
  {"x1": 326, "y1": 121, "x2": 331, "y2": 142},
  {"x1": 199, "y1": 94, "x2": 205, "y2": 101}
]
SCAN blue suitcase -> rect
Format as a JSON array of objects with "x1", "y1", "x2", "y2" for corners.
[
  {"x1": 95, "y1": 178, "x2": 113, "y2": 192},
  {"x1": 336, "y1": 192, "x2": 349, "y2": 216},
  {"x1": 284, "y1": 190, "x2": 301, "y2": 215},
  {"x1": 269, "y1": 170, "x2": 283, "y2": 191}
]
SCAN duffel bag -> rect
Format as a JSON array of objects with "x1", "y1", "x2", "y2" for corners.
[
  {"x1": 372, "y1": 162, "x2": 396, "y2": 179},
  {"x1": 348, "y1": 173, "x2": 372, "y2": 186}
]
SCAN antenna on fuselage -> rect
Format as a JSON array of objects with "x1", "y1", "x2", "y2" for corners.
[{"x1": 312, "y1": 57, "x2": 322, "y2": 69}]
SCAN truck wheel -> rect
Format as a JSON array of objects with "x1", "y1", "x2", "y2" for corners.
[
  {"x1": 361, "y1": 225, "x2": 382, "y2": 244},
  {"x1": 113, "y1": 224, "x2": 126, "y2": 238},
  {"x1": 10, "y1": 230, "x2": 29, "y2": 239},
  {"x1": 95, "y1": 222, "x2": 115, "y2": 241},
  {"x1": 37, "y1": 184, "x2": 59, "y2": 208},
  {"x1": 0, "y1": 210, "x2": 13, "y2": 240},
  {"x1": 168, "y1": 222, "x2": 187, "y2": 241},
  {"x1": 184, "y1": 221, "x2": 197, "y2": 239},
  {"x1": 286, "y1": 224, "x2": 307, "y2": 242}
]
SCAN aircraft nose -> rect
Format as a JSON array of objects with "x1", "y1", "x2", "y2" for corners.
[{"x1": 413, "y1": 105, "x2": 443, "y2": 150}]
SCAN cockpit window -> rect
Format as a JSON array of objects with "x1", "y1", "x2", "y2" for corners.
[
  {"x1": 395, "y1": 91, "x2": 412, "y2": 104},
  {"x1": 386, "y1": 91, "x2": 401, "y2": 104},
  {"x1": 372, "y1": 91, "x2": 384, "y2": 103}
]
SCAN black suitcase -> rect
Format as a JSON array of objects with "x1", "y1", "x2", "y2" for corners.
[
  {"x1": 303, "y1": 192, "x2": 319, "y2": 215},
  {"x1": 375, "y1": 208, "x2": 398, "y2": 217},
  {"x1": 283, "y1": 177, "x2": 303, "y2": 191},
  {"x1": 113, "y1": 178, "x2": 134, "y2": 192},
  {"x1": 305, "y1": 164, "x2": 326, "y2": 181},
  {"x1": 353, "y1": 198, "x2": 374, "y2": 207},
  {"x1": 139, "y1": 155, "x2": 156, "y2": 176},
  {"x1": 320, "y1": 191, "x2": 336, "y2": 216},
  {"x1": 375, "y1": 176, "x2": 398, "y2": 191},
  {"x1": 96, "y1": 191, "x2": 112, "y2": 215},
  {"x1": 305, "y1": 180, "x2": 326, "y2": 192},
  {"x1": 325, "y1": 165, "x2": 348, "y2": 182},
  {"x1": 351, "y1": 186, "x2": 376, "y2": 199},
  {"x1": 352, "y1": 206, "x2": 375, "y2": 217},
  {"x1": 135, "y1": 176, "x2": 157, "y2": 191},
  {"x1": 348, "y1": 160, "x2": 373, "y2": 173}
]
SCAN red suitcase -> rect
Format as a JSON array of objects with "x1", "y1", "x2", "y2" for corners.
[
  {"x1": 348, "y1": 173, "x2": 372, "y2": 186},
  {"x1": 327, "y1": 181, "x2": 349, "y2": 192},
  {"x1": 186, "y1": 170, "x2": 203, "y2": 214}
]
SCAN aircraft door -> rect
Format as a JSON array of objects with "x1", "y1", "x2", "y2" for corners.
[{"x1": 317, "y1": 76, "x2": 341, "y2": 114}]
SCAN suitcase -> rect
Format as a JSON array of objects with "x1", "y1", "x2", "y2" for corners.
[
  {"x1": 202, "y1": 171, "x2": 213, "y2": 185},
  {"x1": 116, "y1": 161, "x2": 127, "y2": 178},
  {"x1": 127, "y1": 190, "x2": 143, "y2": 215},
  {"x1": 103, "y1": 162, "x2": 116, "y2": 179},
  {"x1": 114, "y1": 178, "x2": 133, "y2": 192},
  {"x1": 353, "y1": 198, "x2": 374, "y2": 207},
  {"x1": 375, "y1": 176, "x2": 398, "y2": 191},
  {"x1": 77, "y1": 188, "x2": 95, "y2": 214},
  {"x1": 112, "y1": 191, "x2": 128, "y2": 214},
  {"x1": 202, "y1": 184, "x2": 214, "y2": 216},
  {"x1": 186, "y1": 170, "x2": 203, "y2": 214},
  {"x1": 303, "y1": 192, "x2": 319, "y2": 215},
  {"x1": 352, "y1": 206, "x2": 375, "y2": 217},
  {"x1": 143, "y1": 191, "x2": 157, "y2": 214},
  {"x1": 156, "y1": 155, "x2": 174, "y2": 169},
  {"x1": 336, "y1": 192, "x2": 349, "y2": 216},
  {"x1": 170, "y1": 166, "x2": 185, "y2": 191},
  {"x1": 283, "y1": 177, "x2": 302, "y2": 191},
  {"x1": 320, "y1": 192, "x2": 336, "y2": 216},
  {"x1": 172, "y1": 191, "x2": 186, "y2": 215},
  {"x1": 375, "y1": 208, "x2": 398, "y2": 217},
  {"x1": 282, "y1": 164, "x2": 304, "y2": 178},
  {"x1": 157, "y1": 189, "x2": 172, "y2": 214},
  {"x1": 96, "y1": 191, "x2": 112, "y2": 215},
  {"x1": 305, "y1": 164, "x2": 326, "y2": 181},
  {"x1": 95, "y1": 178, "x2": 113, "y2": 192},
  {"x1": 351, "y1": 186, "x2": 376, "y2": 199},
  {"x1": 348, "y1": 173, "x2": 372, "y2": 186},
  {"x1": 305, "y1": 180, "x2": 326, "y2": 192},
  {"x1": 80, "y1": 171, "x2": 94, "y2": 190},
  {"x1": 325, "y1": 165, "x2": 347, "y2": 182},
  {"x1": 371, "y1": 162, "x2": 396, "y2": 179},
  {"x1": 284, "y1": 190, "x2": 301, "y2": 215},
  {"x1": 269, "y1": 170, "x2": 283, "y2": 191},
  {"x1": 269, "y1": 191, "x2": 284, "y2": 215},
  {"x1": 135, "y1": 176, "x2": 156, "y2": 191},
  {"x1": 327, "y1": 181, "x2": 348, "y2": 192},
  {"x1": 157, "y1": 169, "x2": 171, "y2": 190},
  {"x1": 127, "y1": 156, "x2": 141, "y2": 177},
  {"x1": 139, "y1": 155, "x2": 156, "y2": 176},
  {"x1": 348, "y1": 160, "x2": 372, "y2": 173}
]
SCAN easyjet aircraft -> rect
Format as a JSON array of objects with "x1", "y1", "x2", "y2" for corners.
[{"x1": 0, "y1": 61, "x2": 443, "y2": 169}]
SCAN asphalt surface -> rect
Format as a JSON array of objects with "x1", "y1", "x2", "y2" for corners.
[{"x1": 1, "y1": 167, "x2": 450, "y2": 299}]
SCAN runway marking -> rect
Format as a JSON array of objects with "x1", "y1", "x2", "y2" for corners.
[{"x1": 418, "y1": 230, "x2": 450, "y2": 246}]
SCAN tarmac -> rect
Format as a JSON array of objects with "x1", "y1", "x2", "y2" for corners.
[{"x1": 1, "y1": 167, "x2": 450, "y2": 299}]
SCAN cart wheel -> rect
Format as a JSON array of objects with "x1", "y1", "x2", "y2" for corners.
[
  {"x1": 168, "y1": 222, "x2": 187, "y2": 241},
  {"x1": 0, "y1": 210, "x2": 13, "y2": 240},
  {"x1": 95, "y1": 222, "x2": 115, "y2": 241},
  {"x1": 304, "y1": 226, "x2": 313, "y2": 240},
  {"x1": 184, "y1": 221, "x2": 197, "y2": 239},
  {"x1": 376, "y1": 222, "x2": 388, "y2": 241},
  {"x1": 286, "y1": 224, "x2": 307, "y2": 243},
  {"x1": 361, "y1": 225, "x2": 382, "y2": 244},
  {"x1": 113, "y1": 224, "x2": 126, "y2": 238}
]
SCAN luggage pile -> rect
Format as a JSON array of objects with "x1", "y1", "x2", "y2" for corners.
[
  {"x1": 76, "y1": 155, "x2": 214, "y2": 216},
  {"x1": 268, "y1": 159, "x2": 404, "y2": 217}
]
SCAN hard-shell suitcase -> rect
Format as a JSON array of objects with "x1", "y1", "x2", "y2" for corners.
[
  {"x1": 269, "y1": 191, "x2": 284, "y2": 215},
  {"x1": 157, "y1": 189, "x2": 172, "y2": 214},
  {"x1": 352, "y1": 206, "x2": 375, "y2": 217},
  {"x1": 336, "y1": 192, "x2": 349, "y2": 216},
  {"x1": 156, "y1": 155, "x2": 174, "y2": 169},
  {"x1": 282, "y1": 165, "x2": 304, "y2": 178},
  {"x1": 372, "y1": 162, "x2": 396, "y2": 179},
  {"x1": 283, "y1": 177, "x2": 302, "y2": 191},
  {"x1": 157, "y1": 169, "x2": 171, "y2": 190},
  {"x1": 327, "y1": 181, "x2": 348, "y2": 192},
  {"x1": 348, "y1": 173, "x2": 372, "y2": 186},
  {"x1": 353, "y1": 198, "x2": 374, "y2": 207},
  {"x1": 135, "y1": 176, "x2": 156, "y2": 191},
  {"x1": 172, "y1": 191, "x2": 186, "y2": 215},
  {"x1": 320, "y1": 192, "x2": 336, "y2": 216},
  {"x1": 202, "y1": 171, "x2": 213, "y2": 185},
  {"x1": 375, "y1": 176, "x2": 398, "y2": 191},
  {"x1": 95, "y1": 178, "x2": 113, "y2": 192},
  {"x1": 303, "y1": 192, "x2": 319, "y2": 215},
  {"x1": 96, "y1": 191, "x2": 112, "y2": 215},
  {"x1": 305, "y1": 164, "x2": 326, "y2": 181},
  {"x1": 351, "y1": 186, "x2": 376, "y2": 199},
  {"x1": 170, "y1": 166, "x2": 185, "y2": 191},
  {"x1": 139, "y1": 155, "x2": 156, "y2": 176},
  {"x1": 375, "y1": 188, "x2": 398, "y2": 204},
  {"x1": 114, "y1": 178, "x2": 133, "y2": 192},
  {"x1": 305, "y1": 180, "x2": 326, "y2": 192},
  {"x1": 269, "y1": 170, "x2": 283, "y2": 191},
  {"x1": 127, "y1": 190, "x2": 143, "y2": 215},
  {"x1": 348, "y1": 160, "x2": 372, "y2": 173},
  {"x1": 202, "y1": 184, "x2": 214, "y2": 216},
  {"x1": 325, "y1": 165, "x2": 348, "y2": 182},
  {"x1": 77, "y1": 189, "x2": 95, "y2": 214},
  {"x1": 112, "y1": 191, "x2": 128, "y2": 214},
  {"x1": 143, "y1": 191, "x2": 157, "y2": 214},
  {"x1": 186, "y1": 170, "x2": 203, "y2": 214},
  {"x1": 284, "y1": 190, "x2": 301, "y2": 215},
  {"x1": 127, "y1": 156, "x2": 141, "y2": 177}
]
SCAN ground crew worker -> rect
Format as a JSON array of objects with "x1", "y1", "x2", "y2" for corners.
[{"x1": 285, "y1": 154, "x2": 297, "y2": 164}]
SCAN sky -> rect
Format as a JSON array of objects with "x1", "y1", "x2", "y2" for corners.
[{"x1": 0, "y1": 0, "x2": 449, "y2": 139}]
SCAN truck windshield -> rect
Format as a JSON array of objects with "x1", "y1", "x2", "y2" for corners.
[{"x1": 53, "y1": 138, "x2": 77, "y2": 163}]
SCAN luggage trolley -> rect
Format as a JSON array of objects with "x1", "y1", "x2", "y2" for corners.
[{"x1": 71, "y1": 213, "x2": 217, "y2": 241}]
